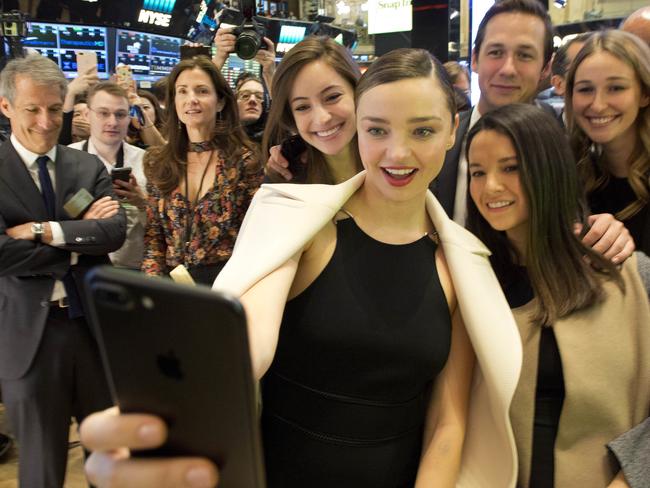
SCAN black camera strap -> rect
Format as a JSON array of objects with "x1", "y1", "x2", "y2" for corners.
[{"x1": 82, "y1": 139, "x2": 125, "y2": 167}]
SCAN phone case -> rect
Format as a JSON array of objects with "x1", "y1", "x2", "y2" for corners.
[
  {"x1": 83, "y1": 267, "x2": 267, "y2": 488},
  {"x1": 76, "y1": 51, "x2": 98, "y2": 75},
  {"x1": 115, "y1": 64, "x2": 133, "y2": 88}
]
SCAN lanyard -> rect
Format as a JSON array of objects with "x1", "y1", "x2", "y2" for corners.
[{"x1": 83, "y1": 140, "x2": 124, "y2": 167}]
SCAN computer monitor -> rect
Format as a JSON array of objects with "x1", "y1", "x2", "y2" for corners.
[
  {"x1": 275, "y1": 24, "x2": 306, "y2": 55},
  {"x1": 220, "y1": 54, "x2": 262, "y2": 91},
  {"x1": 22, "y1": 22, "x2": 110, "y2": 78},
  {"x1": 115, "y1": 28, "x2": 182, "y2": 81}
]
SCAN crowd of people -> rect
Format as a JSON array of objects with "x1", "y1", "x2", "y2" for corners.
[{"x1": 0, "y1": 0, "x2": 649, "y2": 487}]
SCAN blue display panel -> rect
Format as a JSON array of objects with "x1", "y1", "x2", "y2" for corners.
[
  {"x1": 143, "y1": 0, "x2": 177, "y2": 14},
  {"x1": 22, "y1": 22, "x2": 109, "y2": 78},
  {"x1": 276, "y1": 24, "x2": 306, "y2": 55},
  {"x1": 116, "y1": 28, "x2": 182, "y2": 80}
]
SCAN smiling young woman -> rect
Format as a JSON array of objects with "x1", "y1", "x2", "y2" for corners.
[
  {"x1": 565, "y1": 30, "x2": 650, "y2": 255},
  {"x1": 466, "y1": 103, "x2": 650, "y2": 488},
  {"x1": 263, "y1": 36, "x2": 363, "y2": 184}
]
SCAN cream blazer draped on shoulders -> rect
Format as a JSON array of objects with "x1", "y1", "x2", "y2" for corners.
[{"x1": 213, "y1": 171, "x2": 523, "y2": 488}]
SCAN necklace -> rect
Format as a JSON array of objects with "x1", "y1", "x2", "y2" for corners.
[
  {"x1": 188, "y1": 141, "x2": 216, "y2": 153},
  {"x1": 184, "y1": 150, "x2": 214, "y2": 258}
]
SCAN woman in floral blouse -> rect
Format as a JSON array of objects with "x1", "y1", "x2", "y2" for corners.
[{"x1": 142, "y1": 56, "x2": 263, "y2": 284}]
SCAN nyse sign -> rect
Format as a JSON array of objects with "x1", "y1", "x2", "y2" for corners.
[{"x1": 138, "y1": 9, "x2": 172, "y2": 27}]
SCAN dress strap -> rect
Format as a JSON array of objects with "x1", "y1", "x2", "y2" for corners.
[{"x1": 333, "y1": 208, "x2": 355, "y2": 224}]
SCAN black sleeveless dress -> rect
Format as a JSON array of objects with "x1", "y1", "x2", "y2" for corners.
[{"x1": 261, "y1": 218, "x2": 452, "y2": 487}]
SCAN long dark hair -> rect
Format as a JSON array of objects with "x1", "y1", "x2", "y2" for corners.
[
  {"x1": 262, "y1": 36, "x2": 363, "y2": 184},
  {"x1": 466, "y1": 104, "x2": 622, "y2": 327},
  {"x1": 144, "y1": 56, "x2": 258, "y2": 196}
]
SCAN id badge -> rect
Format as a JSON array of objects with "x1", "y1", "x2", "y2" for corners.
[{"x1": 63, "y1": 188, "x2": 94, "y2": 218}]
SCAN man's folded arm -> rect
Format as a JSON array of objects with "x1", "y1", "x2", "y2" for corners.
[
  {"x1": 57, "y1": 159, "x2": 127, "y2": 255},
  {"x1": 0, "y1": 213, "x2": 69, "y2": 278}
]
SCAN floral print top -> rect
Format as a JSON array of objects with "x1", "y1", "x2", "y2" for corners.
[{"x1": 142, "y1": 149, "x2": 263, "y2": 277}]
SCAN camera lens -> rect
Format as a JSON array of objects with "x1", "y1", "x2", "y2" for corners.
[{"x1": 235, "y1": 30, "x2": 262, "y2": 60}]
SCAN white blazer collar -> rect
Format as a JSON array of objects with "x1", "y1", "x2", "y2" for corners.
[
  {"x1": 215, "y1": 171, "x2": 490, "y2": 295},
  {"x1": 260, "y1": 171, "x2": 490, "y2": 254}
]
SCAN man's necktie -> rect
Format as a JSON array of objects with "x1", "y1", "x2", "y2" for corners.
[{"x1": 36, "y1": 156, "x2": 83, "y2": 319}]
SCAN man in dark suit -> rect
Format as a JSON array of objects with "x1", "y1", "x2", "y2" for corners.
[
  {"x1": 0, "y1": 55, "x2": 126, "y2": 486},
  {"x1": 432, "y1": 0, "x2": 554, "y2": 224}
]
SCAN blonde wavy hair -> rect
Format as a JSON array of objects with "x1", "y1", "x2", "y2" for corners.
[{"x1": 565, "y1": 30, "x2": 650, "y2": 220}]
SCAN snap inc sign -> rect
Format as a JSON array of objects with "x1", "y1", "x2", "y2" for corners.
[{"x1": 368, "y1": 0, "x2": 412, "y2": 34}]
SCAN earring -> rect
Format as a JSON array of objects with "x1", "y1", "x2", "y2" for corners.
[{"x1": 217, "y1": 111, "x2": 222, "y2": 121}]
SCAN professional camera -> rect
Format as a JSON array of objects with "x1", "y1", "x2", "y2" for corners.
[{"x1": 217, "y1": 7, "x2": 267, "y2": 60}]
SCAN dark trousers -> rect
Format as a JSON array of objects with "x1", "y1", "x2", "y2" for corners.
[{"x1": 0, "y1": 308, "x2": 112, "y2": 488}]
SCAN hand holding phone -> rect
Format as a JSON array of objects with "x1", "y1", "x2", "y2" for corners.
[
  {"x1": 76, "y1": 51, "x2": 98, "y2": 77},
  {"x1": 83, "y1": 267, "x2": 266, "y2": 487},
  {"x1": 280, "y1": 134, "x2": 308, "y2": 180},
  {"x1": 115, "y1": 64, "x2": 135, "y2": 94}
]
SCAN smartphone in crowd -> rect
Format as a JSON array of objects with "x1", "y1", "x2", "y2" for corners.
[
  {"x1": 83, "y1": 266, "x2": 267, "y2": 488},
  {"x1": 110, "y1": 167, "x2": 132, "y2": 183},
  {"x1": 280, "y1": 134, "x2": 307, "y2": 179},
  {"x1": 115, "y1": 64, "x2": 134, "y2": 91},
  {"x1": 76, "y1": 51, "x2": 97, "y2": 75},
  {"x1": 129, "y1": 104, "x2": 146, "y2": 126}
]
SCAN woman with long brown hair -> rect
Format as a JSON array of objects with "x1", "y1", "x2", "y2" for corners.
[
  {"x1": 141, "y1": 56, "x2": 262, "y2": 284},
  {"x1": 565, "y1": 30, "x2": 650, "y2": 255},
  {"x1": 466, "y1": 103, "x2": 650, "y2": 488},
  {"x1": 263, "y1": 36, "x2": 363, "y2": 184}
]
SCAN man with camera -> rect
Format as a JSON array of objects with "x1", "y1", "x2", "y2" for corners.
[
  {"x1": 212, "y1": 26, "x2": 277, "y2": 93},
  {"x1": 69, "y1": 81, "x2": 147, "y2": 270}
]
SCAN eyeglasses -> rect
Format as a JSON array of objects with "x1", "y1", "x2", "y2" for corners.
[
  {"x1": 237, "y1": 91, "x2": 264, "y2": 102},
  {"x1": 88, "y1": 107, "x2": 130, "y2": 121}
]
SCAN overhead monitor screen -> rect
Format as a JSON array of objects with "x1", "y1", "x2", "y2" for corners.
[
  {"x1": 22, "y1": 22, "x2": 109, "y2": 78},
  {"x1": 115, "y1": 29, "x2": 182, "y2": 81},
  {"x1": 118, "y1": 31, "x2": 151, "y2": 56},
  {"x1": 276, "y1": 25, "x2": 307, "y2": 55},
  {"x1": 220, "y1": 55, "x2": 261, "y2": 90}
]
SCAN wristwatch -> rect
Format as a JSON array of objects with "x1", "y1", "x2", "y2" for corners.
[{"x1": 31, "y1": 222, "x2": 44, "y2": 242}]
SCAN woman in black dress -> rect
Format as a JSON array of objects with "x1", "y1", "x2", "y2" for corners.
[{"x1": 80, "y1": 50, "x2": 524, "y2": 487}]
